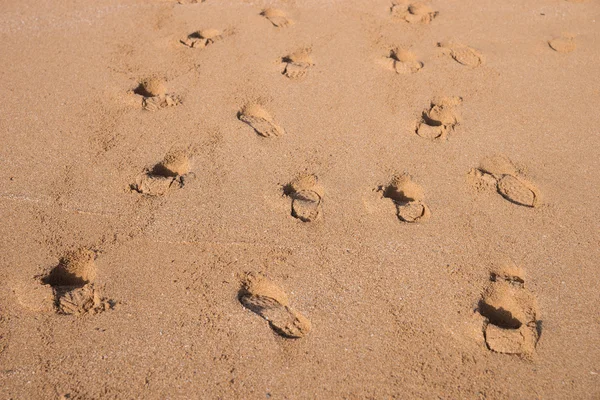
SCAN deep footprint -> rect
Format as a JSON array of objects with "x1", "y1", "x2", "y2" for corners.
[
  {"x1": 239, "y1": 273, "x2": 311, "y2": 338},
  {"x1": 391, "y1": 1, "x2": 438, "y2": 23},
  {"x1": 415, "y1": 96, "x2": 462, "y2": 140},
  {"x1": 131, "y1": 150, "x2": 194, "y2": 196},
  {"x1": 261, "y1": 8, "x2": 293, "y2": 28},
  {"x1": 133, "y1": 78, "x2": 180, "y2": 112},
  {"x1": 478, "y1": 267, "x2": 540, "y2": 357},
  {"x1": 469, "y1": 155, "x2": 541, "y2": 207},
  {"x1": 181, "y1": 28, "x2": 223, "y2": 48},
  {"x1": 381, "y1": 174, "x2": 431, "y2": 223},
  {"x1": 281, "y1": 49, "x2": 314, "y2": 79},
  {"x1": 284, "y1": 174, "x2": 323, "y2": 222},
  {"x1": 41, "y1": 249, "x2": 112, "y2": 315},
  {"x1": 238, "y1": 104, "x2": 285, "y2": 137},
  {"x1": 438, "y1": 42, "x2": 483, "y2": 68},
  {"x1": 382, "y1": 48, "x2": 424, "y2": 74}
]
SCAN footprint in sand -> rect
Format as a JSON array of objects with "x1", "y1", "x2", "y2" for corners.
[
  {"x1": 41, "y1": 249, "x2": 112, "y2": 315},
  {"x1": 261, "y1": 8, "x2": 293, "y2": 28},
  {"x1": 238, "y1": 104, "x2": 285, "y2": 138},
  {"x1": 380, "y1": 48, "x2": 424, "y2": 74},
  {"x1": 133, "y1": 77, "x2": 180, "y2": 112},
  {"x1": 468, "y1": 155, "x2": 541, "y2": 208},
  {"x1": 380, "y1": 174, "x2": 431, "y2": 223},
  {"x1": 391, "y1": 1, "x2": 438, "y2": 24},
  {"x1": 239, "y1": 273, "x2": 311, "y2": 338},
  {"x1": 131, "y1": 150, "x2": 194, "y2": 196},
  {"x1": 548, "y1": 35, "x2": 576, "y2": 53},
  {"x1": 281, "y1": 49, "x2": 314, "y2": 80},
  {"x1": 180, "y1": 28, "x2": 224, "y2": 49},
  {"x1": 438, "y1": 42, "x2": 484, "y2": 68},
  {"x1": 415, "y1": 96, "x2": 462, "y2": 140},
  {"x1": 284, "y1": 174, "x2": 323, "y2": 222},
  {"x1": 478, "y1": 266, "x2": 540, "y2": 357}
]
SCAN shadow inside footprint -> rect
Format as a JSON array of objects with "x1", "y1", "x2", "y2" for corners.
[
  {"x1": 239, "y1": 273, "x2": 311, "y2": 339},
  {"x1": 284, "y1": 174, "x2": 323, "y2": 222},
  {"x1": 478, "y1": 269, "x2": 540, "y2": 357},
  {"x1": 131, "y1": 151, "x2": 194, "y2": 196},
  {"x1": 41, "y1": 249, "x2": 111, "y2": 315},
  {"x1": 381, "y1": 174, "x2": 430, "y2": 223}
]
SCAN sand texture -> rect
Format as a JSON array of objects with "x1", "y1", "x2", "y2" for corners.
[{"x1": 0, "y1": 0, "x2": 599, "y2": 398}]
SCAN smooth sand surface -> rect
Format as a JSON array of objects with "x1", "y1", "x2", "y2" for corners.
[{"x1": 1, "y1": 0, "x2": 599, "y2": 398}]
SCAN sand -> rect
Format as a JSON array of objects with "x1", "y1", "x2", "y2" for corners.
[{"x1": 0, "y1": 0, "x2": 599, "y2": 398}]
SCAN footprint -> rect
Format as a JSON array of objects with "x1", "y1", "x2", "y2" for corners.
[
  {"x1": 41, "y1": 249, "x2": 112, "y2": 315},
  {"x1": 177, "y1": 0, "x2": 205, "y2": 3},
  {"x1": 261, "y1": 8, "x2": 293, "y2": 28},
  {"x1": 478, "y1": 267, "x2": 540, "y2": 357},
  {"x1": 239, "y1": 273, "x2": 311, "y2": 338},
  {"x1": 548, "y1": 35, "x2": 576, "y2": 53},
  {"x1": 281, "y1": 49, "x2": 314, "y2": 80},
  {"x1": 381, "y1": 48, "x2": 424, "y2": 74},
  {"x1": 133, "y1": 78, "x2": 180, "y2": 112},
  {"x1": 238, "y1": 104, "x2": 285, "y2": 138},
  {"x1": 438, "y1": 42, "x2": 483, "y2": 68},
  {"x1": 391, "y1": 1, "x2": 438, "y2": 24},
  {"x1": 284, "y1": 174, "x2": 323, "y2": 222},
  {"x1": 468, "y1": 155, "x2": 541, "y2": 207},
  {"x1": 131, "y1": 150, "x2": 194, "y2": 196},
  {"x1": 180, "y1": 28, "x2": 223, "y2": 49},
  {"x1": 380, "y1": 174, "x2": 431, "y2": 223},
  {"x1": 415, "y1": 96, "x2": 462, "y2": 140}
]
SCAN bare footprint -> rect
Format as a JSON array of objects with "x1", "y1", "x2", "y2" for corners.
[
  {"x1": 133, "y1": 78, "x2": 180, "y2": 112},
  {"x1": 438, "y1": 41, "x2": 484, "y2": 68},
  {"x1": 239, "y1": 273, "x2": 311, "y2": 338},
  {"x1": 181, "y1": 28, "x2": 223, "y2": 48},
  {"x1": 380, "y1": 174, "x2": 431, "y2": 223},
  {"x1": 415, "y1": 96, "x2": 462, "y2": 140},
  {"x1": 131, "y1": 150, "x2": 194, "y2": 196},
  {"x1": 478, "y1": 267, "x2": 540, "y2": 357},
  {"x1": 284, "y1": 174, "x2": 323, "y2": 222},
  {"x1": 261, "y1": 8, "x2": 293, "y2": 28},
  {"x1": 468, "y1": 155, "x2": 541, "y2": 207},
  {"x1": 41, "y1": 249, "x2": 112, "y2": 315},
  {"x1": 281, "y1": 49, "x2": 314, "y2": 79},
  {"x1": 548, "y1": 35, "x2": 576, "y2": 53},
  {"x1": 380, "y1": 48, "x2": 424, "y2": 74},
  {"x1": 391, "y1": 1, "x2": 438, "y2": 24},
  {"x1": 238, "y1": 104, "x2": 285, "y2": 138}
]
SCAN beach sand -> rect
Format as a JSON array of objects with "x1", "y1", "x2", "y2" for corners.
[{"x1": 0, "y1": 0, "x2": 599, "y2": 398}]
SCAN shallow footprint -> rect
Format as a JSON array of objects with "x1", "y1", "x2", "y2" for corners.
[
  {"x1": 478, "y1": 267, "x2": 540, "y2": 357},
  {"x1": 131, "y1": 150, "x2": 194, "y2": 196},
  {"x1": 239, "y1": 273, "x2": 311, "y2": 338},
  {"x1": 415, "y1": 96, "x2": 462, "y2": 140},
  {"x1": 391, "y1": 1, "x2": 438, "y2": 24},
  {"x1": 281, "y1": 49, "x2": 314, "y2": 79},
  {"x1": 469, "y1": 155, "x2": 541, "y2": 207},
  {"x1": 41, "y1": 249, "x2": 112, "y2": 316},
  {"x1": 284, "y1": 174, "x2": 323, "y2": 222},
  {"x1": 261, "y1": 8, "x2": 293, "y2": 28},
  {"x1": 238, "y1": 104, "x2": 285, "y2": 137},
  {"x1": 381, "y1": 48, "x2": 424, "y2": 74},
  {"x1": 133, "y1": 78, "x2": 180, "y2": 112},
  {"x1": 381, "y1": 174, "x2": 431, "y2": 223},
  {"x1": 181, "y1": 28, "x2": 223, "y2": 48},
  {"x1": 548, "y1": 35, "x2": 576, "y2": 53},
  {"x1": 438, "y1": 41, "x2": 483, "y2": 68}
]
